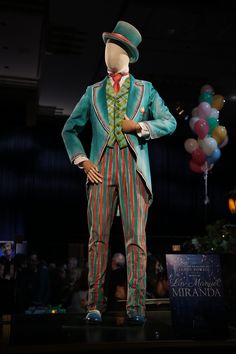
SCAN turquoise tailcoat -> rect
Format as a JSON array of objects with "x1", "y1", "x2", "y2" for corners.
[{"x1": 61, "y1": 74, "x2": 177, "y2": 204}]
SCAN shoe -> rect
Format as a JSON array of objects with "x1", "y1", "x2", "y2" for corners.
[
  {"x1": 127, "y1": 314, "x2": 146, "y2": 325},
  {"x1": 85, "y1": 309, "x2": 102, "y2": 324}
]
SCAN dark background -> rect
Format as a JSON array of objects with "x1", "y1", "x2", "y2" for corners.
[{"x1": 0, "y1": 0, "x2": 236, "y2": 261}]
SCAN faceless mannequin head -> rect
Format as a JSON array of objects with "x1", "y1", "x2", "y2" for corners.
[{"x1": 105, "y1": 40, "x2": 129, "y2": 73}]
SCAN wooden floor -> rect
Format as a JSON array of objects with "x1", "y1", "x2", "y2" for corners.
[{"x1": 1, "y1": 303, "x2": 236, "y2": 354}]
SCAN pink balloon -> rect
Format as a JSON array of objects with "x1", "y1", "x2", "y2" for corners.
[
  {"x1": 192, "y1": 147, "x2": 206, "y2": 165},
  {"x1": 184, "y1": 138, "x2": 198, "y2": 154},
  {"x1": 198, "y1": 102, "x2": 212, "y2": 119},
  {"x1": 194, "y1": 118, "x2": 209, "y2": 139},
  {"x1": 200, "y1": 84, "x2": 214, "y2": 94}
]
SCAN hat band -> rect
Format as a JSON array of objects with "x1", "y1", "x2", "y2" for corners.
[{"x1": 107, "y1": 32, "x2": 137, "y2": 49}]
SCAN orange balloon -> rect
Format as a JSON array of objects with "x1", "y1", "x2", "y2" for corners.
[
  {"x1": 212, "y1": 125, "x2": 227, "y2": 144},
  {"x1": 212, "y1": 94, "x2": 225, "y2": 110}
]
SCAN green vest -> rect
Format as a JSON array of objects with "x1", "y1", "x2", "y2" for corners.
[{"x1": 106, "y1": 76, "x2": 130, "y2": 148}]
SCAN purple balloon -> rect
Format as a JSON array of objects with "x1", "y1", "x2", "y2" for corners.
[
  {"x1": 198, "y1": 102, "x2": 212, "y2": 119},
  {"x1": 209, "y1": 108, "x2": 219, "y2": 119}
]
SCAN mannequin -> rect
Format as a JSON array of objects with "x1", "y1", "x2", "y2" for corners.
[{"x1": 62, "y1": 21, "x2": 177, "y2": 325}]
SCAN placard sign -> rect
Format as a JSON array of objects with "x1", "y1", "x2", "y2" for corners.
[{"x1": 166, "y1": 254, "x2": 229, "y2": 339}]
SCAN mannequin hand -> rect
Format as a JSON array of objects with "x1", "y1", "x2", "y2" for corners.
[
  {"x1": 82, "y1": 160, "x2": 103, "y2": 184},
  {"x1": 122, "y1": 114, "x2": 141, "y2": 133}
]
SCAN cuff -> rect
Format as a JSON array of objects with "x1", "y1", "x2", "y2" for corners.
[
  {"x1": 137, "y1": 122, "x2": 150, "y2": 139},
  {"x1": 73, "y1": 155, "x2": 89, "y2": 169}
]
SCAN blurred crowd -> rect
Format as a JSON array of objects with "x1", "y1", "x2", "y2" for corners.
[{"x1": 0, "y1": 242, "x2": 169, "y2": 315}]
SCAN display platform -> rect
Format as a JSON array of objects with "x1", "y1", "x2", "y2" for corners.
[{"x1": 1, "y1": 300, "x2": 236, "y2": 354}]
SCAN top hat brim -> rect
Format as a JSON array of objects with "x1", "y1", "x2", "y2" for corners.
[{"x1": 102, "y1": 32, "x2": 139, "y2": 63}]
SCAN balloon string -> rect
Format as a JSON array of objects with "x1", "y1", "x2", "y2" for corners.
[{"x1": 204, "y1": 168, "x2": 210, "y2": 205}]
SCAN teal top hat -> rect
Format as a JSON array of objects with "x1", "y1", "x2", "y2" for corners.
[{"x1": 102, "y1": 21, "x2": 142, "y2": 63}]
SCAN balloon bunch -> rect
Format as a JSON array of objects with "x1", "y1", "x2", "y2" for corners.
[{"x1": 184, "y1": 84, "x2": 228, "y2": 174}]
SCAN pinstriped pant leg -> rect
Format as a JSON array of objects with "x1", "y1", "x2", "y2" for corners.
[
  {"x1": 117, "y1": 146, "x2": 149, "y2": 316},
  {"x1": 87, "y1": 147, "x2": 118, "y2": 311}
]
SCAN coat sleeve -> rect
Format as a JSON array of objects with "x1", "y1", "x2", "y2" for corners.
[
  {"x1": 61, "y1": 87, "x2": 90, "y2": 162},
  {"x1": 143, "y1": 84, "x2": 177, "y2": 139}
]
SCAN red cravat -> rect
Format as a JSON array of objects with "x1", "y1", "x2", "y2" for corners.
[{"x1": 109, "y1": 72, "x2": 128, "y2": 94}]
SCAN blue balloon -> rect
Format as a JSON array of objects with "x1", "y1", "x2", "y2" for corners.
[{"x1": 207, "y1": 147, "x2": 221, "y2": 165}]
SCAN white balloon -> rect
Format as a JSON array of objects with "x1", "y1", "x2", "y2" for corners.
[
  {"x1": 198, "y1": 137, "x2": 217, "y2": 156},
  {"x1": 189, "y1": 117, "x2": 199, "y2": 131},
  {"x1": 209, "y1": 108, "x2": 219, "y2": 119}
]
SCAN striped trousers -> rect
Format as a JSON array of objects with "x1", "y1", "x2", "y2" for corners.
[{"x1": 87, "y1": 143, "x2": 149, "y2": 316}]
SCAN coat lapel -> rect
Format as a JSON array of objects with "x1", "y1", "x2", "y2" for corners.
[
  {"x1": 126, "y1": 74, "x2": 144, "y2": 120},
  {"x1": 93, "y1": 77, "x2": 109, "y2": 132}
]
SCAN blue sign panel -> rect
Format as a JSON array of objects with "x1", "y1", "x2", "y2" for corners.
[{"x1": 166, "y1": 254, "x2": 229, "y2": 339}]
